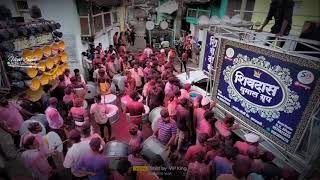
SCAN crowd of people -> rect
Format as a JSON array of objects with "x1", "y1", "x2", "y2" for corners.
[{"x1": 0, "y1": 36, "x2": 300, "y2": 180}]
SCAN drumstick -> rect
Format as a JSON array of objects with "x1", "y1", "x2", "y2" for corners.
[{"x1": 53, "y1": 139, "x2": 69, "y2": 150}]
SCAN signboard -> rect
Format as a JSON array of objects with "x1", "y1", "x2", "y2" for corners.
[
  {"x1": 202, "y1": 31, "x2": 218, "y2": 73},
  {"x1": 213, "y1": 39, "x2": 320, "y2": 151}
]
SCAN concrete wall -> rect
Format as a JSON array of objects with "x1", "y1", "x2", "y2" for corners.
[{"x1": 251, "y1": 0, "x2": 320, "y2": 36}]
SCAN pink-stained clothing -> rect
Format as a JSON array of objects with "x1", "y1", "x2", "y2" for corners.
[
  {"x1": 90, "y1": 103, "x2": 111, "y2": 124},
  {"x1": 125, "y1": 77, "x2": 136, "y2": 96},
  {"x1": 130, "y1": 68, "x2": 144, "y2": 87},
  {"x1": 106, "y1": 61, "x2": 117, "y2": 77},
  {"x1": 143, "y1": 67, "x2": 152, "y2": 77},
  {"x1": 142, "y1": 82, "x2": 152, "y2": 97},
  {"x1": 179, "y1": 89, "x2": 190, "y2": 100},
  {"x1": 129, "y1": 130, "x2": 143, "y2": 147},
  {"x1": 126, "y1": 101, "x2": 145, "y2": 126},
  {"x1": 64, "y1": 75, "x2": 72, "y2": 85},
  {"x1": 143, "y1": 48, "x2": 153, "y2": 57},
  {"x1": 0, "y1": 102, "x2": 23, "y2": 132},
  {"x1": 93, "y1": 57, "x2": 102, "y2": 65},
  {"x1": 63, "y1": 140, "x2": 92, "y2": 177},
  {"x1": 20, "y1": 133, "x2": 51, "y2": 157},
  {"x1": 197, "y1": 119, "x2": 213, "y2": 137},
  {"x1": 187, "y1": 161, "x2": 210, "y2": 180},
  {"x1": 63, "y1": 94, "x2": 74, "y2": 104},
  {"x1": 215, "y1": 121, "x2": 232, "y2": 138},
  {"x1": 164, "y1": 82, "x2": 179, "y2": 96},
  {"x1": 22, "y1": 149, "x2": 52, "y2": 180},
  {"x1": 69, "y1": 107, "x2": 89, "y2": 127},
  {"x1": 167, "y1": 98, "x2": 179, "y2": 118},
  {"x1": 193, "y1": 108, "x2": 206, "y2": 128},
  {"x1": 45, "y1": 106, "x2": 64, "y2": 129},
  {"x1": 234, "y1": 141, "x2": 257, "y2": 155},
  {"x1": 148, "y1": 87, "x2": 163, "y2": 110},
  {"x1": 184, "y1": 144, "x2": 206, "y2": 162}
]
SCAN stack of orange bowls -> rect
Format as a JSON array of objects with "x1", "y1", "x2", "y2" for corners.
[
  {"x1": 57, "y1": 41, "x2": 65, "y2": 51},
  {"x1": 22, "y1": 49, "x2": 34, "y2": 62},
  {"x1": 27, "y1": 68, "x2": 38, "y2": 78},
  {"x1": 33, "y1": 48, "x2": 43, "y2": 61},
  {"x1": 43, "y1": 45, "x2": 52, "y2": 57},
  {"x1": 60, "y1": 52, "x2": 69, "y2": 62}
]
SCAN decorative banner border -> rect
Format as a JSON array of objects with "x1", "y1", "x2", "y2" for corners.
[{"x1": 213, "y1": 38, "x2": 320, "y2": 152}]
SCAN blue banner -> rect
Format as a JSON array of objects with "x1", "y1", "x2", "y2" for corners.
[
  {"x1": 216, "y1": 44, "x2": 320, "y2": 144},
  {"x1": 202, "y1": 31, "x2": 218, "y2": 72}
]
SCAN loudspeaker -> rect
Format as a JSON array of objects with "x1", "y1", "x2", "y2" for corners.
[{"x1": 30, "y1": 6, "x2": 42, "y2": 19}]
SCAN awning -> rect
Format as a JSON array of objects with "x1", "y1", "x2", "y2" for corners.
[{"x1": 156, "y1": 1, "x2": 178, "y2": 14}]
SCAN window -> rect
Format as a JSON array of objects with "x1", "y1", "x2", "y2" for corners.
[
  {"x1": 94, "y1": 15, "x2": 103, "y2": 33},
  {"x1": 187, "y1": 9, "x2": 197, "y2": 18},
  {"x1": 15, "y1": 0, "x2": 29, "y2": 12},
  {"x1": 104, "y1": 13, "x2": 112, "y2": 27},
  {"x1": 80, "y1": 17, "x2": 90, "y2": 36},
  {"x1": 112, "y1": 12, "x2": 118, "y2": 23}
]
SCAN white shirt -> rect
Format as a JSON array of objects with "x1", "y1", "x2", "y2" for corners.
[
  {"x1": 45, "y1": 106, "x2": 64, "y2": 129},
  {"x1": 90, "y1": 103, "x2": 111, "y2": 124},
  {"x1": 179, "y1": 89, "x2": 190, "y2": 100},
  {"x1": 64, "y1": 75, "x2": 71, "y2": 85},
  {"x1": 63, "y1": 140, "x2": 92, "y2": 177}
]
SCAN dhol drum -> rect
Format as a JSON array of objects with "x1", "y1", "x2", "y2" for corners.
[
  {"x1": 106, "y1": 104, "x2": 120, "y2": 124},
  {"x1": 148, "y1": 106, "x2": 163, "y2": 132},
  {"x1": 85, "y1": 82, "x2": 97, "y2": 100},
  {"x1": 44, "y1": 131, "x2": 63, "y2": 152},
  {"x1": 110, "y1": 83, "x2": 117, "y2": 94},
  {"x1": 112, "y1": 75, "x2": 126, "y2": 93},
  {"x1": 104, "y1": 141, "x2": 130, "y2": 170},
  {"x1": 20, "y1": 119, "x2": 46, "y2": 136},
  {"x1": 101, "y1": 94, "x2": 117, "y2": 105},
  {"x1": 29, "y1": 114, "x2": 49, "y2": 130},
  {"x1": 82, "y1": 100, "x2": 88, "y2": 109},
  {"x1": 141, "y1": 136, "x2": 169, "y2": 162},
  {"x1": 121, "y1": 95, "x2": 144, "y2": 112}
]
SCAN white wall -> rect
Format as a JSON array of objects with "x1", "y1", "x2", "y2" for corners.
[{"x1": 27, "y1": 0, "x2": 85, "y2": 71}]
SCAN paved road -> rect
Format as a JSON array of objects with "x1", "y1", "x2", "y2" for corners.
[{"x1": 129, "y1": 21, "x2": 146, "y2": 52}]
